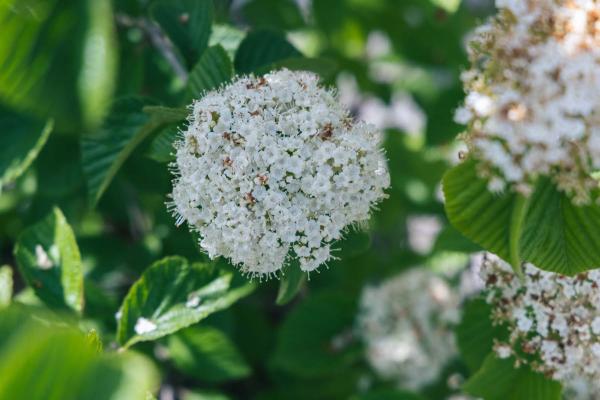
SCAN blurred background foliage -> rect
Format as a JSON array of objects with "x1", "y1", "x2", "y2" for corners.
[{"x1": 0, "y1": 0, "x2": 494, "y2": 399}]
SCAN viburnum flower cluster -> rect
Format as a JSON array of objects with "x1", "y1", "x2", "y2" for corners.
[
  {"x1": 356, "y1": 268, "x2": 460, "y2": 389},
  {"x1": 169, "y1": 69, "x2": 389, "y2": 277},
  {"x1": 481, "y1": 253, "x2": 600, "y2": 390},
  {"x1": 456, "y1": 0, "x2": 600, "y2": 204}
]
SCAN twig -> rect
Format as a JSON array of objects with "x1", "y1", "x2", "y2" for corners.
[{"x1": 115, "y1": 13, "x2": 189, "y2": 83}]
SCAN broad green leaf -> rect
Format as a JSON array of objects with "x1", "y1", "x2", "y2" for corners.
[
  {"x1": 0, "y1": 307, "x2": 158, "y2": 400},
  {"x1": 168, "y1": 326, "x2": 251, "y2": 382},
  {"x1": 276, "y1": 261, "x2": 306, "y2": 306},
  {"x1": 14, "y1": 207, "x2": 84, "y2": 314},
  {"x1": 339, "y1": 230, "x2": 372, "y2": 258},
  {"x1": 271, "y1": 291, "x2": 359, "y2": 378},
  {"x1": 0, "y1": 0, "x2": 117, "y2": 130},
  {"x1": 350, "y1": 390, "x2": 425, "y2": 400},
  {"x1": 234, "y1": 30, "x2": 302, "y2": 74},
  {"x1": 464, "y1": 354, "x2": 562, "y2": 400},
  {"x1": 183, "y1": 391, "x2": 231, "y2": 400},
  {"x1": 117, "y1": 256, "x2": 255, "y2": 348},
  {"x1": 0, "y1": 108, "x2": 53, "y2": 190},
  {"x1": 443, "y1": 159, "x2": 600, "y2": 275},
  {"x1": 150, "y1": 0, "x2": 213, "y2": 68},
  {"x1": 455, "y1": 297, "x2": 507, "y2": 372},
  {"x1": 209, "y1": 24, "x2": 245, "y2": 59},
  {"x1": 147, "y1": 126, "x2": 178, "y2": 163},
  {"x1": 187, "y1": 45, "x2": 233, "y2": 99},
  {"x1": 242, "y1": 0, "x2": 305, "y2": 31},
  {"x1": 81, "y1": 98, "x2": 185, "y2": 206},
  {"x1": 257, "y1": 57, "x2": 338, "y2": 80},
  {"x1": 0, "y1": 266, "x2": 12, "y2": 308}
]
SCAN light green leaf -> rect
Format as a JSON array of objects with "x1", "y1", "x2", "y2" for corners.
[
  {"x1": 150, "y1": 0, "x2": 213, "y2": 68},
  {"x1": 0, "y1": 108, "x2": 53, "y2": 190},
  {"x1": 234, "y1": 30, "x2": 302, "y2": 74},
  {"x1": 187, "y1": 45, "x2": 233, "y2": 100},
  {"x1": 117, "y1": 256, "x2": 255, "y2": 348},
  {"x1": 455, "y1": 297, "x2": 507, "y2": 372},
  {"x1": 183, "y1": 391, "x2": 231, "y2": 400},
  {"x1": 443, "y1": 159, "x2": 600, "y2": 275},
  {"x1": 276, "y1": 261, "x2": 306, "y2": 306},
  {"x1": 168, "y1": 326, "x2": 251, "y2": 382},
  {"x1": 464, "y1": 354, "x2": 562, "y2": 400},
  {"x1": 81, "y1": 98, "x2": 186, "y2": 206},
  {"x1": 0, "y1": 266, "x2": 12, "y2": 308},
  {"x1": 271, "y1": 291, "x2": 359, "y2": 378},
  {"x1": 0, "y1": 0, "x2": 117, "y2": 130},
  {"x1": 209, "y1": 24, "x2": 245, "y2": 59},
  {"x1": 14, "y1": 207, "x2": 84, "y2": 314}
]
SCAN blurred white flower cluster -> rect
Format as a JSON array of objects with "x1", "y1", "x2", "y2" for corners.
[
  {"x1": 356, "y1": 268, "x2": 460, "y2": 390},
  {"x1": 169, "y1": 69, "x2": 389, "y2": 277},
  {"x1": 456, "y1": 0, "x2": 600, "y2": 203},
  {"x1": 481, "y1": 254, "x2": 600, "y2": 392}
]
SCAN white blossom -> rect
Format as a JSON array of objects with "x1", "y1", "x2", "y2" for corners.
[
  {"x1": 169, "y1": 69, "x2": 389, "y2": 277},
  {"x1": 355, "y1": 268, "x2": 460, "y2": 390},
  {"x1": 480, "y1": 253, "x2": 600, "y2": 393},
  {"x1": 456, "y1": 0, "x2": 600, "y2": 204}
]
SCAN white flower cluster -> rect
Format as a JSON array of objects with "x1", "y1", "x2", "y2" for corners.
[
  {"x1": 169, "y1": 69, "x2": 389, "y2": 277},
  {"x1": 456, "y1": 0, "x2": 600, "y2": 203},
  {"x1": 356, "y1": 268, "x2": 460, "y2": 390},
  {"x1": 481, "y1": 253, "x2": 600, "y2": 391}
]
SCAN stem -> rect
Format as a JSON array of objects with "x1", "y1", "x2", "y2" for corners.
[
  {"x1": 115, "y1": 13, "x2": 189, "y2": 83},
  {"x1": 509, "y1": 193, "x2": 530, "y2": 280}
]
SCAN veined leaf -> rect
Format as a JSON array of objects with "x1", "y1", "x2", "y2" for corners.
[
  {"x1": 147, "y1": 126, "x2": 179, "y2": 163},
  {"x1": 14, "y1": 207, "x2": 84, "y2": 314},
  {"x1": 276, "y1": 261, "x2": 306, "y2": 306},
  {"x1": 117, "y1": 256, "x2": 255, "y2": 348},
  {"x1": 443, "y1": 159, "x2": 600, "y2": 275},
  {"x1": 168, "y1": 326, "x2": 251, "y2": 382},
  {"x1": 150, "y1": 0, "x2": 213, "y2": 68},
  {"x1": 257, "y1": 57, "x2": 338, "y2": 80},
  {"x1": 463, "y1": 354, "x2": 562, "y2": 400},
  {"x1": 187, "y1": 45, "x2": 233, "y2": 100},
  {"x1": 234, "y1": 30, "x2": 302, "y2": 74},
  {"x1": 0, "y1": 108, "x2": 53, "y2": 190},
  {"x1": 81, "y1": 98, "x2": 186, "y2": 206}
]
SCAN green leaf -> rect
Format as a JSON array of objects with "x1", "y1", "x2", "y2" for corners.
[
  {"x1": 187, "y1": 45, "x2": 233, "y2": 99},
  {"x1": 271, "y1": 291, "x2": 359, "y2": 378},
  {"x1": 150, "y1": 0, "x2": 213, "y2": 68},
  {"x1": 209, "y1": 24, "x2": 245, "y2": 59},
  {"x1": 81, "y1": 98, "x2": 185, "y2": 206},
  {"x1": 0, "y1": 266, "x2": 12, "y2": 308},
  {"x1": 456, "y1": 298, "x2": 507, "y2": 372},
  {"x1": 257, "y1": 57, "x2": 338, "y2": 80},
  {"x1": 350, "y1": 390, "x2": 425, "y2": 400},
  {"x1": 183, "y1": 391, "x2": 231, "y2": 400},
  {"x1": 168, "y1": 326, "x2": 251, "y2": 382},
  {"x1": 0, "y1": 307, "x2": 159, "y2": 400},
  {"x1": 14, "y1": 207, "x2": 84, "y2": 314},
  {"x1": 0, "y1": 108, "x2": 53, "y2": 190},
  {"x1": 242, "y1": 0, "x2": 305, "y2": 31},
  {"x1": 147, "y1": 126, "x2": 178, "y2": 163},
  {"x1": 117, "y1": 256, "x2": 255, "y2": 348},
  {"x1": 443, "y1": 159, "x2": 600, "y2": 275},
  {"x1": 0, "y1": 0, "x2": 117, "y2": 130},
  {"x1": 339, "y1": 230, "x2": 372, "y2": 258},
  {"x1": 276, "y1": 261, "x2": 306, "y2": 306},
  {"x1": 234, "y1": 30, "x2": 302, "y2": 74},
  {"x1": 463, "y1": 354, "x2": 562, "y2": 400}
]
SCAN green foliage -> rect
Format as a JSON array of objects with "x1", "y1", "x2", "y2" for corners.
[
  {"x1": 117, "y1": 256, "x2": 255, "y2": 348},
  {"x1": 168, "y1": 326, "x2": 251, "y2": 382},
  {"x1": 234, "y1": 30, "x2": 302, "y2": 74},
  {"x1": 0, "y1": 108, "x2": 53, "y2": 190},
  {"x1": 463, "y1": 354, "x2": 562, "y2": 400},
  {"x1": 187, "y1": 45, "x2": 234, "y2": 99},
  {"x1": 0, "y1": 266, "x2": 12, "y2": 308},
  {"x1": 14, "y1": 207, "x2": 84, "y2": 314},
  {"x1": 275, "y1": 261, "x2": 306, "y2": 306},
  {"x1": 444, "y1": 159, "x2": 600, "y2": 275}
]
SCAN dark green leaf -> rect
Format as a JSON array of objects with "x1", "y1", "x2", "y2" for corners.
[
  {"x1": 339, "y1": 230, "x2": 372, "y2": 259},
  {"x1": 117, "y1": 256, "x2": 255, "y2": 348},
  {"x1": 150, "y1": 0, "x2": 213, "y2": 67},
  {"x1": 350, "y1": 390, "x2": 425, "y2": 400},
  {"x1": 187, "y1": 45, "x2": 233, "y2": 99},
  {"x1": 234, "y1": 30, "x2": 302, "y2": 74},
  {"x1": 276, "y1": 261, "x2": 306, "y2": 305},
  {"x1": 271, "y1": 291, "x2": 358, "y2": 378},
  {"x1": 242, "y1": 0, "x2": 305, "y2": 31},
  {"x1": 257, "y1": 57, "x2": 338, "y2": 80},
  {"x1": 464, "y1": 354, "x2": 562, "y2": 400},
  {"x1": 14, "y1": 207, "x2": 84, "y2": 314},
  {"x1": 147, "y1": 126, "x2": 178, "y2": 163},
  {"x1": 81, "y1": 98, "x2": 185, "y2": 206},
  {"x1": 168, "y1": 326, "x2": 251, "y2": 382},
  {"x1": 0, "y1": 108, "x2": 53, "y2": 189},
  {"x1": 456, "y1": 297, "x2": 507, "y2": 372}
]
